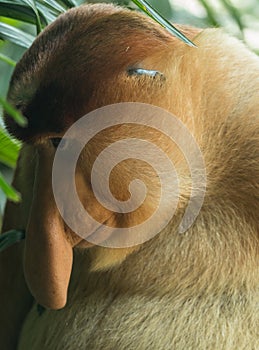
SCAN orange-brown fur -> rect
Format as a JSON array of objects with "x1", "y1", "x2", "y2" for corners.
[{"x1": 0, "y1": 3, "x2": 258, "y2": 350}]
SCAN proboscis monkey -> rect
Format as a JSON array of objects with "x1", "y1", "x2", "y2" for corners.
[{"x1": 0, "y1": 3, "x2": 258, "y2": 350}]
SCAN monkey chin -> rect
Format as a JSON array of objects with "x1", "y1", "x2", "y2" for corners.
[{"x1": 74, "y1": 223, "x2": 141, "y2": 273}]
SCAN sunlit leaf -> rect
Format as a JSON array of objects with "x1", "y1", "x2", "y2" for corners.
[
  {"x1": 0, "y1": 128, "x2": 20, "y2": 168},
  {"x1": 0, "y1": 171, "x2": 20, "y2": 202},
  {"x1": 0, "y1": 21, "x2": 34, "y2": 48}
]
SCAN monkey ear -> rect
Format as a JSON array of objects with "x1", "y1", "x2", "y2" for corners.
[{"x1": 127, "y1": 68, "x2": 164, "y2": 79}]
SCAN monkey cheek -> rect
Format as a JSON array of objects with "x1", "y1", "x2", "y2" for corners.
[{"x1": 23, "y1": 230, "x2": 73, "y2": 310}]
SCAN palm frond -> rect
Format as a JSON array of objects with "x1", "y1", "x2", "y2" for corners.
[{"x1": 0, "y1": 21, "x2": 34, "y2": 48}]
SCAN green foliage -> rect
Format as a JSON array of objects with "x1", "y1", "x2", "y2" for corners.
[
  {"x1": 0, "y1": 21, "x2": 34, "y2": 47},
  {"x1": 0, "y1": 128, "x2": 20, "y2": 168}
]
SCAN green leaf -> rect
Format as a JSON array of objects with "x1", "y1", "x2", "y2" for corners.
[
  {"x1": 0, "y1": 128, "x2": 20, "y2": 168},
  {"x1": 145, "y1": 0, "x2": 173, "y2": 18},
  {"x1": 0, "y1": 0, "x2": 25, "y2": 4},
  {"x1": 0, "y1": 21, "x2": 35, "y2": 48},
  {"x1": 57, "y1": 0, "x2": 76, "y2": 8},
  {"x1": 0, "y1": 2, "x2": 48, "y2": 26},
  {"x1": 0, "y1": 171, "x2": 20, "y2": 202},
  {"x1": 0, "y1": 97, "x2": 27, "y2": 127},
  {"x1": 132, "y1": 0, "x2": 196, "y2": 47},
  {"x1": 37, "y1": 0, "x2": 67, "y2": 13},
  {"x1": 0, "y1": 230, "x2": 25, "y2": 252},
  {"x1": 36, "y1": 2, "x2": 58, "y2": 24},
  {"x1": 20, "y1": 0, "x2": 43, "y2": 33},
  {"x1": 0, "y1": 52, "x2": 16, "y2": 66}
]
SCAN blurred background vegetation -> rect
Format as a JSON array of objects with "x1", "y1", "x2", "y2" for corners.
[{"x1": 0, "y1": 0, "x2": 259, "y2": 227}]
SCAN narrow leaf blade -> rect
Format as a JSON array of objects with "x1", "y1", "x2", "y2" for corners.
[
  {"x1": 0, "y1": 22, "x2": 35, "y2": 48},
  {"x1": 37, "y1": 0, "x2": 67, "y2": 13},
  {"x1": 0, "y1": 171, "x2": 21, "y2": 202},
  {"x1": 0, "y1": 97, "x2": 27, "y2": 127},
  {"x1": 0, "y1": 53, "x2": 16, "y2": 66},
  {"x1": 0, "y1": 128, "x2": 20, "y2": 168},
  {"x1": 132, "y1": 0, "x2": 196, "y2": 47},
  {"x1": 20, "y1": 0, "x2": 43, "y2": 33}
]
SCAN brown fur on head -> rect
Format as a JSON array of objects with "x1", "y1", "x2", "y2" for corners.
[
  {"x1": 5, "y1": 4, "x2": 175, "y2": 140},
  {"x1": 6, "y1": 4, "x2": 201, "y2": 142},
  {"x1": 2, "y1": 6, "x2": 259, "y2": 347}
]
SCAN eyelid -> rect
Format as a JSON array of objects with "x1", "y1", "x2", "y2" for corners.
[{"x1": 127, "y1": 68, "x2": 163, "y2": 78}]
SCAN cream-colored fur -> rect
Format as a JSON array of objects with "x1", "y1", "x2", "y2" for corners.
[{"x1": 1, "y1": 4, "x2": 258, "y2": 350}]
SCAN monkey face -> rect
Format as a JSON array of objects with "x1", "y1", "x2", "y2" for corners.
[{"x1": 4, "y1": 4, "x2": 201, "y2": 309}]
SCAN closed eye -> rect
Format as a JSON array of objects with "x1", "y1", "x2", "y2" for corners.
[{"x1": 127, "y1": 68, "x2": 164, "y2": 78}]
